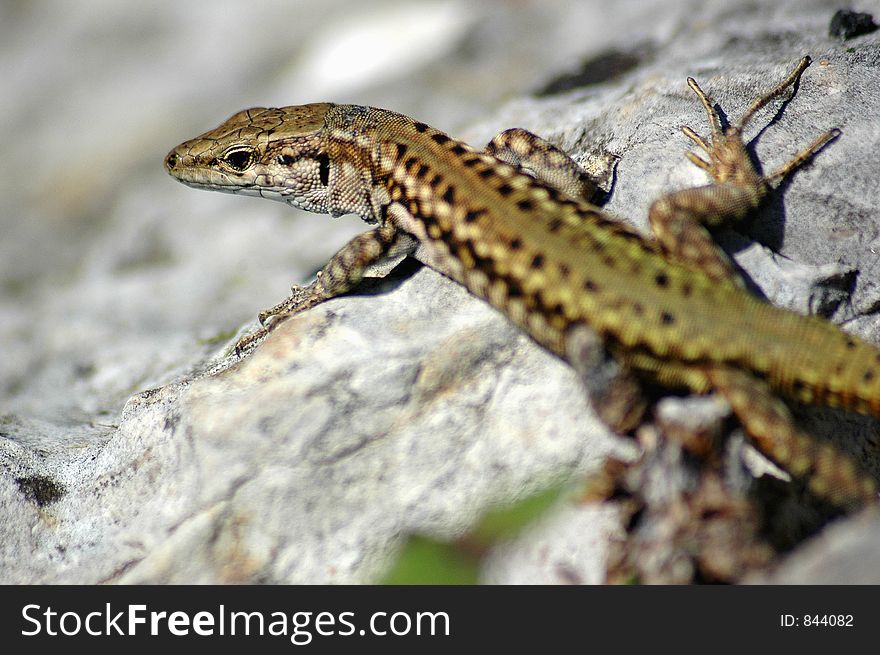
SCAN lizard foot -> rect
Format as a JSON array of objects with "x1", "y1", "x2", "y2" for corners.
[
  {"x1": 232, "y1": 280, "x2": 327, "y2": 355},
  {"x1": 681, "y1": 56, "x2": 839, "y2": 188}
]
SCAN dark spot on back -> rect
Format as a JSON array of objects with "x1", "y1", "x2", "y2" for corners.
[
  {"x1": 442, "y1": 186, "x2": 456, "y2": 204},
  {"x1": 584, "y1": 279, "x2": 598, "y2": 291},
  {"x1": 846, "y1": 338, "x2": 857, "y2": 349},
  {"x1": 544, "y1": 186, "x2": 563, "y2": 202},
  {"x1": 660, "y1": 311, "x2": 675, "y2": 325},
  {"x1": 517, "y1": 198, "x2": 534, "y2": 211},
  {"x1": 395, "y1": 143, "x2": 409, "y2": 159},
  {"x1": 531, "y1": 254, "x2": 544, "y2": 269},
  {"x1": 465, "y1": 209, "x2": 484, "y2": 223},
  {"x1": 547, "y1": 218, "x2": 563, "y2": 232},
  {"x1": 510, "y1": 238, "x2": 523, "y2": 250},
  {"x1": 431, "y1": 133, "x2": 451, "y2": 145},
  {"x1": 558, "y1": 263, "x2": 570, "y2": 278},
  {"x1": 417, "y1": 164, "x2": 430, "y2": 178},
  {"x1": 497, "y1": 184, "x2": 514, "y2": 196},
  {"x1": 864, "y1": 370, "x2": 875, "y2": 383},
  {"x1": 463, "y1": 157, "x2": 481, "y2": 168},
  {"x1": 655, "y1": 272, "x2": 669, "y2": 288},
  {"x1": 507, "y1": 282, "x2": 524, "y2": 299},
  {"x1": 471, "y1": 250, "x2": 495, "y2": 272},
  {"x1": 450, "y1": 144, "x2": 467, "y2": 155},
  {"x1": 413, "y1": 121, "x2": 430, "y2": 133},
  {"x1": 478, "y1": 169, "x2": 494, "y2": 179}
]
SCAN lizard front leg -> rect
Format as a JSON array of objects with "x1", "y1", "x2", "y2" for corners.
[
  {"x1": 485, "y1": 128, "x2": 601, "y2": 203},
  {"x1": 235, "y1": 223, "x2": 418, "y2": 353}
]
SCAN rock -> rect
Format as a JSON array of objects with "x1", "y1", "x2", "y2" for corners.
[{"x1": 749, "y1": 510, "x2": 880, "y2": 584}]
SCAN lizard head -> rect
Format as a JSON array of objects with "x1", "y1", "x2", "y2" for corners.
[{"x1": 164, "y1": 103, "x2": 340, "y2": 214}]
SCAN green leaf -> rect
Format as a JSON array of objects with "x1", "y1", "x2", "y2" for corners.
[
  {"x1": 381, "y1": 483, "x2": 567, "y2": 584},
  {"x1": 471, "y1": 483, "x2": 566, "y2": 543},
  {"x1": 381, "y1": 536, "x2": 479, "y2": 585}
]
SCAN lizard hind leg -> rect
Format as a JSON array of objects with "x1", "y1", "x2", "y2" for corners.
[
  {"x1": 565, "y1": 324, "x2": 647, "y2": 433},
  {"x1": 648, "y1": 57, "x2": 839, "y2": 285},
  {"x1": 706, "y1": 366, "x2": 877, "y2": 510},
  {"x1": 684, "y1": 56, "x2": 840, "y2": 187}
]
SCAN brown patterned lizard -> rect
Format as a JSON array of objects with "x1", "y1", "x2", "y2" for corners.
[{"x1": 165, "y1": 57, "x2": 878, "y2": 509}]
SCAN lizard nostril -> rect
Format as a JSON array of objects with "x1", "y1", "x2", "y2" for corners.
[{"x1": 165, "y1": 152, "x2": 178, "y2": 170}]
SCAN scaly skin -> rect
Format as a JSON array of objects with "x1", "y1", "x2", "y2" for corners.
[{"x1": 165, "y1": 58, "x2": 878, "y2": 508}]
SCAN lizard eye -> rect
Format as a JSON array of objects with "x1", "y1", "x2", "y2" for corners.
[{"x1": 222, "y1": 147, "x2": 255, "y2": 172}]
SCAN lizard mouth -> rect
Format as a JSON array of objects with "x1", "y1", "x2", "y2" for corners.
[
  {"x1": 164, "y1": 148, "x2": 239, "y2": 191},
  {"x1": 165, "y1": 153, "x2": 289, "y2": 203},
  {"x1": 173, "y1": 175, "x2": 286, "y2": 201}
]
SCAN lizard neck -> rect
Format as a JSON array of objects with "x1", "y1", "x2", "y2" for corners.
[{"x1": 323, "y1": 105, "x2": 490, "y2": 224}]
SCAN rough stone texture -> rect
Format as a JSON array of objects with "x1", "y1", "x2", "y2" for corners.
[
  {"x1": 2, "y1": 0, "x2": 880, "y2": 583},
  {"x1": 481, "y1": 503, "x2": 627, "y2": 585}
]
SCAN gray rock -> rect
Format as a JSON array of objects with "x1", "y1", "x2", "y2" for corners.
[
  {"x1": 749, "y1": 510, "x2": 880, "y2": 584},
  {"x1": 2, "y1": 0, "x2": 879, "y2": 583},
  {"x1": 481, "y1": 503, "x2": 626, "y2": 585}
]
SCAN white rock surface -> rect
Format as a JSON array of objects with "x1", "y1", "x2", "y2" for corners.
[{"x1": 2, "y1": 0, "x2": 880, "y2": 583}]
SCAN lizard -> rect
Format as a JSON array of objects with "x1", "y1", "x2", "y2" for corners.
[{"x1": 164, "y1": 56, "x2": 878, "y2": 510}]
